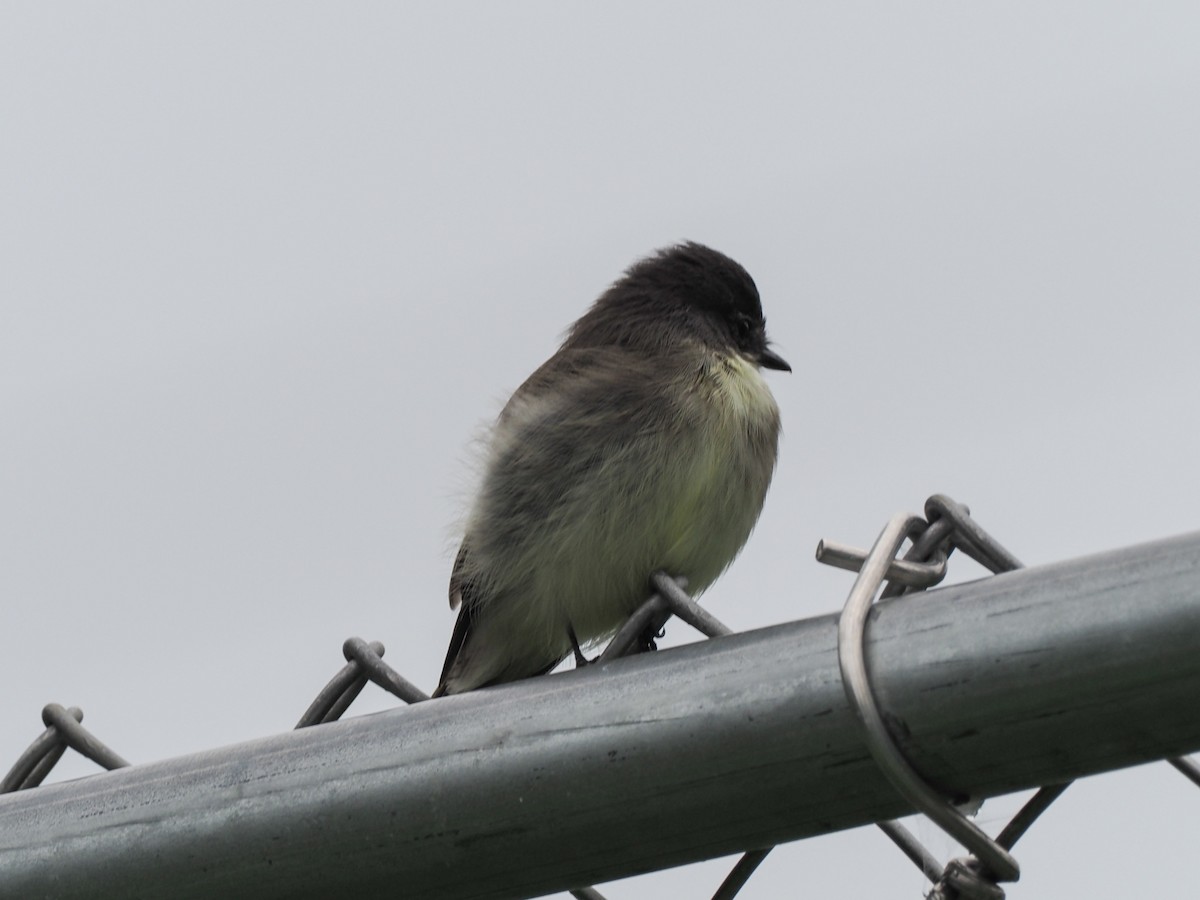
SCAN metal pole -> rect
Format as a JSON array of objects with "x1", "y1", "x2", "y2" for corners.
[{"x1": 2, "y1": 532, "x2": 1200, "y2": 900}]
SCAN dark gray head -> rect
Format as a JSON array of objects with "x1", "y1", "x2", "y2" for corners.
[{"x1": 564, "y1": 242, "x2": 790, "y2": 371}]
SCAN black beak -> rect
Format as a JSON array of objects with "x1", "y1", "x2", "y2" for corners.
[{"x1": 757, "y1": 347, "x2": 791, "y2": 372}]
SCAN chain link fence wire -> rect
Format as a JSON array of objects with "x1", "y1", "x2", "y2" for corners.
[
  {"x1": 819, "y1": 494, "x2": 1200, "y2": 900},
  {"x1": 3, "y1": 493, "x2": 1197, "y2": 900},
  {"x1": 1, "y1": 704, "x2": 129, "y2": 793}
]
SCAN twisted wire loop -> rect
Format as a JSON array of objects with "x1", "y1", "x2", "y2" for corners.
[
  {"x1": 822, "y1": 494, "x2": 1077, "y2": 900},
  {"x1": 296, "y1": 638, "x2": 429, "y2": 728},
  {"x1": 0, "y1": 703, "x2": 130, "y2": 793}
]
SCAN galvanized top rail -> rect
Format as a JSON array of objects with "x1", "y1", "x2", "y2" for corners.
[{"x1": 2, "y1": 529, "x2": 1199, "y2": 900}]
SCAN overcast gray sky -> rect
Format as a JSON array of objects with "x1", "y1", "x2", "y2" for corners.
[{"x1": 2, "y1": 4, "x2": 1198, "y2": 898}]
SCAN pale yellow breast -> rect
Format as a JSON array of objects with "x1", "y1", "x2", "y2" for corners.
[
  {"x1": 655, "y1": 351, "x2": 781, "y2": 591},
  {"x1": 706, "y1": 352, "x2": 781, "y2": 428}
]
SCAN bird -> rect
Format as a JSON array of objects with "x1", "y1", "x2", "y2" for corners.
[{"x1": 433, "y1": 242, "x2": 788, "y2": 697}]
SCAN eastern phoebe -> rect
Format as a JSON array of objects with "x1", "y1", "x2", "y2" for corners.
[{"x1": 434, "y1": 242, "x2": 788, "y2": 697}]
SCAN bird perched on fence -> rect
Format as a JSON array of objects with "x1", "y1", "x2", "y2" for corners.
[{"x1": 433, "y1": 242, "x2": 789, "y2": 697}]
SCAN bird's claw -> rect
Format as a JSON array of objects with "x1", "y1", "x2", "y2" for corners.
[{"x1": 566, "y1": 623, "x2": 596, "y2": 668}]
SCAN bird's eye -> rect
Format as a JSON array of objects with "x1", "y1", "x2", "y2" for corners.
[{"x1": 734, "y1": 314, "x2": 755, "y2": 339}]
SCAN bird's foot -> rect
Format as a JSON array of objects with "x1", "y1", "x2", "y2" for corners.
[{"x1": 635, "y1": 623, "x2": 666, "y2": 654}]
